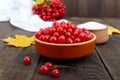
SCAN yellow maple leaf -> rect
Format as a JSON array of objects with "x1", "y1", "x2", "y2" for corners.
[
  {"x1": 3, "y1": 34, "x2": 34, "y2": 48},
  {"x1": 108, "y1": 26, "x2": 120, "y2": 36},
  {"x1": 35, "y1": 0, "x2": 44, "y2": 5}
]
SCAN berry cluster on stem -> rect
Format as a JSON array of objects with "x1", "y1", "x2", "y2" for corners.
[{"x1": 32, "y1": 0, "x2": 66, "y2": 21}]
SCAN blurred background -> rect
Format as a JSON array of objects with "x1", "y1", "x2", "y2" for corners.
[{"x1": 61, "y1": 0, "x2": 120, "y2": 18}]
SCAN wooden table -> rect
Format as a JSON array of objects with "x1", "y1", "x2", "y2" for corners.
[{"x1": 0, "y1": 18, "x2": 120, "y2": 80}]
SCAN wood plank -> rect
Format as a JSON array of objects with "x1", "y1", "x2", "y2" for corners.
[
  {"x1": 116, "y1": 0, "x2": 120, "y2": 17},
  {"x1": 103, "y1": 18, "x2": 120, "y2": 29},
  {"x1": 66, "y1": 17, "x2": 91, "y2": 24},
  {"x1": 79, "y1": 0, "x2": 88, "y2": 17},
  {"x1": 61, "y1": 0, "x2": 120, "y2": 17},
  {"x1": 101, "y1": 0, "x2": 116, "y2": 17},
  {"x1": 87, "y1": 0, "x2": 103, "y2": 17},
  {"x1": 0, "y1": 27, "x2": 40, "y2": 80},
  {"x1": 96, "y1": 36, "x2": 120, "y2": 80},
  {"x1": 0, "y1": 22, "x2": 17, "y2": 54},
  {"x1": 0, "y1": 22, "x2": 15, "y2": 38},
  {"x1": 95, "y1": 18, "x2": 120, "y2": 80},
  {"x1": 33, "y1": 51, "x2": 112, "y2": 80},
  {"x1": 32, "y1": 18, "x2": 112, "y2": 80}
]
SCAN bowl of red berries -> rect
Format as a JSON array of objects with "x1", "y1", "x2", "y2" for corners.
[{"x1": 34, "y1": 21, "x2": 96, "y2": 59}]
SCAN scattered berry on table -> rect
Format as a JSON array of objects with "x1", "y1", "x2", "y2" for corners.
[
  {"x1": 52, "y1": 69, "x2": 61, "y2": 78},
  {"x1": 23, "y1": 56, "x2": 31, "y2": 65},
  {"x1": 40, "y1": 65, "x2": 50, "y2": 74}
]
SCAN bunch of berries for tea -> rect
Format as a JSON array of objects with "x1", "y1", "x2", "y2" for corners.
[{"x1": 32, "y1": 0, "x2": 66, "y2": 21}]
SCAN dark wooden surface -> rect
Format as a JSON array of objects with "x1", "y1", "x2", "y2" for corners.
[
  {"x1": 0, "y1": 18, "x2": 120, "y2": 80},
  {"x1": 61, "y1": 0, "x2": 120, "y2": 18}
]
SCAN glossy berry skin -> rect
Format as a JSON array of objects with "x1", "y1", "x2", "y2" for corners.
[
  {"x1": 67, "y1": 38, "x2": 73, "y2": 44},
  {"x1": 49, "y1": 36, "x2": 57, "y2": 43},
  {"x1": 45, "y1": 62, "x2": 53, "y2": 69},
  {"x1": 32, "y1": 0, "x2": 66, "y2": 21},
  {"x1": 23, "y1": 56, "x2": 31, "y2": 65},
  {"x1": 40, "y1": 65, "x2": 49, "y2": 74},
  {"x1": 52, "y1": 69, "x2": 61, "y2": 78},
  {"x1": 58, "y1": 35, "x2": 66, "y2": 44},
  {"x1": 35, "y1": 21, "x2": 93, "y2": 44}
]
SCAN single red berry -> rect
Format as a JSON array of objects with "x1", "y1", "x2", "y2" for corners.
[
  {"x1": 35, "y1": 32, "x2": 40, "y2": 39},
  {"x1": 73, "y1": 30, "x2": 79, "y2": 37},
  {"x1": 67, "y1": 38, "x2": 73, "y2": 44},
  {"x1": 42, "y1": 35, "x2": 50, "y2": 42},
  {"x1": 39, "y1": 35, "x2": 44, "y2": 41},
  {"x1": 49, "y1": 36, "x2": 57, "y2": 43},
  {"x1": 60, "y1": 21, "x2": 65, "y2": 25},
  {"x1": 23, "y1": 56, "x2": 31, "y2": 65},
  {"x1": 45, "y1": 62, "x2": 53, "y2": 69},
  {"x1": 52, "y1": 69, "x2": 61, "y2": 78},
  {"x1": 65, "y1": 32, "x2": 71, "y2": 37},
  {"x1": 57, "y1": 27, "x2": 64, "y2": 34},
  {"x1": 74, "y1": 38, "x2": 81, "y2": 43},
  {"x1": 53, "y1": 32, "x2": 60, "y2": 38},
  {"x1": 58, "y1": 35, "x2": 66, "y2": 44},
  {"x1": 67, "y1": 28, "x2": 73, "y2": 33},
  {"x1": 40, "y1": 65, "x2": 49, "y2": 74}
]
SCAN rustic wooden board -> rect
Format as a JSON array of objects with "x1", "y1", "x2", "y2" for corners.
[
  {"x1": 0, "y1": 24, "x2": 40, "y2": 80},
  {"x1": 116, "y1": 0, "x2": 120, "y2": 17},
  {"x1": 0, "y1": 22, "x2": 15, "y2": 38},
  {"x1": 0, "y1": 18, "x2": 119, "y2": 80},
  {"x1": 66, "y1": 17, "x2": 91, "y2": 24},
  {"x1": 79, "y1": 0, "x2": 88, "y2": 17},
  {"x1": 95, "y1": 18, "x2": 120, "y2": 80},
  {"x1": 103, "y1": 18, "x2": 120, "y2": 29},
  {"x1": 61, "y1": 0, "x2": 120, "y2": 18},
  {"x1": 33, "y1": 51, "x2": 112, "y2": 80},
  {"x1": 96, "y1": 36, "x2": 120, "y2": 80}
]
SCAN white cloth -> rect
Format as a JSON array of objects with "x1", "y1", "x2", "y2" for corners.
[{"x1": 0, "y1": 0, "x2": 68, "y2": 32}]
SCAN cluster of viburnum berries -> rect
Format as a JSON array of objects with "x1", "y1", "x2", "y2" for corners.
[
  {"x1": 23, "y1": 56, "x2": 61, "y2": 78},
  {"x1": 35, "y1": 21, "x2": 93, "y2": 44},
  {"x1": 32, "y1": 0, "x2": 66, "y2": 21},
  {"x1": 40, "y1": 62, "x2": 61, "y2": 77}
]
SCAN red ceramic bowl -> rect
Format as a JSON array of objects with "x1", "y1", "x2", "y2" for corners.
[{"x1": 35, "y1": 33, "x2": 96, "y2": 59}]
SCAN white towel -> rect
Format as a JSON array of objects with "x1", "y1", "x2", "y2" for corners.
[{"x1": 0, "y1": 0, "x2": 68, "y2": 32}]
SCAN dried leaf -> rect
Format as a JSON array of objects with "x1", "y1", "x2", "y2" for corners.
[
  {"x1": 36, "y1": 0, "x2": 44, "y2": 5},
  {"x1": 3, "y1": 34, "x2": 34, "y2": 48},
  {"x1": 108, "y1": 26, "x2": 120, "y2": 36}
]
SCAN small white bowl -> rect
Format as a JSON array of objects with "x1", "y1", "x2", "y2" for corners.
[{"x1": 77, "y1": 21, "x2": 109, "y2": 44}]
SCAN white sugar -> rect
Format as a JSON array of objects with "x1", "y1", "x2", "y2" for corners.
[{"x1": 77, "y1": 21, "x2": 107, "y2": 30}]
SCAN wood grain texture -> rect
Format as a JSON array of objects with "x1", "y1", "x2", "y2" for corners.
[
  {"x1": 61, "y1": 0, "x2": 120, "y2": 17},
  {"x1": 0, "y1": 25, "x2": 40, "y2": 80},
  {"x1": 96, "y1": 18, "x2": 120, "y2": 80},
  {"x1": 1, "y1": 18, "x2": 120, "y2": 80},
  {"x1": 33, "y1": 51, "x2": 112, "y2": 80},
  {"x1": 116, "y1": 0, "x2": 120, "y2": 17},
  {"x1": 96, "y1": 36, "x2": 120, "y2": 80},
  {"x1": 79, "y1": 0, "x2": 88, "y2": 17},
  {"x1": 103, "y1": 18, "x2": 120, "y2": 29},
  {"x1": 0, "y1": 22, "x2": 15, "y2": 38}
]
